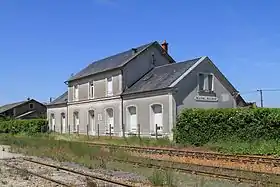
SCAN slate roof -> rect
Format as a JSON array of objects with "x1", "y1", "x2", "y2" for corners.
[
  {"x1": 123, "y1": 57, "x2": 202, "y2": 95},
  {"x1": 68, "y1": 42, "x2": 154, "y2": 82},
  {"x1": 48, "y1": 91, "x2": 68, "y2": 106},
  {"x1": 0, "y1": 101, "x2": 27, "y2": 114}
]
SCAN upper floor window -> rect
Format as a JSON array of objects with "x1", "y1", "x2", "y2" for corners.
[
  {"x1": 89, "y1": 82, "x2": 94, "y2": 98},
  {"x1": 107, "y1": 77, "x2": 113, "y2": 96},
  {"x1": 29, "y1": 103, "x2": 34, "y2": 109},
  {"x1": 74, "y1": 85, "x2": 79, "y2": 101},
  {"x1": 198, "y1": 73, "x2": 214, "y2": 92}
]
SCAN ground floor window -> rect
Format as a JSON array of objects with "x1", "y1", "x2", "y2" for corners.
[
  {"x1": 151, "y1": 104, "x2": 163, "y2": 133},
  {"x1": 105, "y1": 108, "x2": 114, "y2": 134},
  {"x1": 61, "y1": 113, "x2": 66, "y2": 133},
  {"x1": 127, "y1": 106, "x2": 137, "y2": 132},
  {"x1": 88, "y1": 110, "x2": 95, "y2": 133},
  {"x1": 73, "y1": 112, "x2": 79, "y2": 132},
  {"x1": 50, "y1": 114, "x2": 55, "y2": 131}
]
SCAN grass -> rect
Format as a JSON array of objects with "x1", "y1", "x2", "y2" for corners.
[
  {"x1": 206, "y1": 139, "x2": 280, "y2": 156},
  {"x1": 49, "y1": 133, "x2": 280, "y2": 156},
  {"x1": 0, "y1": 134, "x2": 251, "y2": 187},
  {"x1": 48, "y1": 133, "x2": 176, "y2": 148}
]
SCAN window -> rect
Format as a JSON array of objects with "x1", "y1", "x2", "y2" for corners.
[
  {"x1": 151, "y1": 104, "x2": 163, "y2": 133},
  {"x1": 73, "y1": 112, "x2": 79, "y2": 131},
  {"x1": 107, "y1": 77, "x2": 113, "y2": 96},
  {"x1": 50, "y1": 114, "x2": 55, "y2": 131},
  {"x1": 74, "y1": 85, "x2": 79, "y2": 101},
  {"x1": 127, "y1": 106, "x2": 137, "y2": 132},
  {"x1": 105, "y1": 108, "x2": 114, "y2": 134},
  {"x1": 198, "y1": 73, "x2": 214, "y2": 92},
  {"x1": 89, "y1": 82, "x2": 94, "y2": 98},
  {"x1": 29, "y1": 103, "x2": 34, "y2": 109}
]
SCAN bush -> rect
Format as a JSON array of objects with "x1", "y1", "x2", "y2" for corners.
[
  {"x1": 174, "y1": 108, "x2": 280, "y2": 146},
  {"x1": 0, "y1": 119, "x2": 48, "y2": 135}
]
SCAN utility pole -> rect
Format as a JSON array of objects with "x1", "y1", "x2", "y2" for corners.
[{"x1": 257, "y1": 89, "x2": 264, "y2": 108}]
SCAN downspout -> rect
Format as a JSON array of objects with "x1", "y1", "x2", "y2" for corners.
[
  {"x1": 64, "y1": 81, "x2": 69, "y2": 132},
  {"x1": 120, "y1": 69, "x2": 125, "y2": 138}
]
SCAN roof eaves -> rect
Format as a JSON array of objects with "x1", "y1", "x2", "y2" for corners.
[
  {"x1": 168, "y1": 56, "x2": 207, "y2": 87},
  {"x1": 122, "y1": 87, "x2": 173, "y2": 96}
]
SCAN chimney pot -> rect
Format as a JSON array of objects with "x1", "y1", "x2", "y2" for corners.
[{"x1": 161, "y1": 40, "x2": 168, "y2": 54}]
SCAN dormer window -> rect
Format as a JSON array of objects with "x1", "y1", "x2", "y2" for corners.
[
  {"x1": 74, "y1": 85, "x2": 79, "y2": 101},
  {"x1": 89, "y1": 81, "x2": 94, "y2": 98},
  {"x1": 106, "y1": 77, "x2": 113, "y2": 96},
  {"x1": 198, "y1": 73, "x2": 214, "y2": 92}
]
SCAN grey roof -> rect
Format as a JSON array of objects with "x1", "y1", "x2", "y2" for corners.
[
  {"x1": 48, "y1": 91, "x2": 68, "y2": 106},
  {"x1": 123, "y1": 57, "x2": 201, "y2": 95},
  {"x1": 68, "y1": 42, "x2": 154, "y2": 81},
  {"x1": 0, "y1": 101, "x2": 27, "y2": 114}
]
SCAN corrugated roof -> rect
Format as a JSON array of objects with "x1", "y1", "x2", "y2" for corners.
[
  {"x1": 68, "y1": 42, "x2": 154, "y2": 81},
  {"x1": 0, "y1": 101, "x2": 27, "y2": 114},
  {"x1": 123, "y1": 57, "x2": 201, "y2": 95}
]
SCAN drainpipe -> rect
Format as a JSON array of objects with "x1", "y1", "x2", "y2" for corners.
[
  {"x1": 120, "y1": 69, "x2": 125, "y2": 138},
  {"x1": 64, "y1": 81, "x2": 69, "y2": 131}
]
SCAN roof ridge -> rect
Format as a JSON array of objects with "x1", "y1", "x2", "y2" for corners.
[
  {"x1": 154, "y1": 57, "x2": 202, "y2": 69},
  {"x1": 68, "y1": 41, "x2": 156, "y2": 82}
]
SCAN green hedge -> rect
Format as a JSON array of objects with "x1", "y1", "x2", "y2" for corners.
[
  {"x1": 0, "y1": 119, "x2": 48, "y2": 135},
  {"x1": 174, "y1": 108, "x2": 280, "y2": 146}
]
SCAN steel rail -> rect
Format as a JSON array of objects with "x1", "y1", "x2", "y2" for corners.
[
  {"x1": 112, "y1": 158, "x2": 280, "y2": 186},
  {"x1": 23, "y1": 158, "x2": 136, "y2": 187},
  {"x1": 4, "y1": 163, "x2": 72, "y2": 187},
  {"x1": 84, "y1": 141, "x2": 280, "y2": 166}
]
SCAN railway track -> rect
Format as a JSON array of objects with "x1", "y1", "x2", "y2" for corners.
[
  {"x1": 111, "y1": 157, "x2": 280, "y2": 186},
  {"x1": 22, "y1": 158, "x2": 140, "y2": 187},
  {"x1": 4, "y1": 157, "x2": 140, "y2": 187},
  {"x1": 4, "y1": 162, "x2": 73, "y2": 186},
  {"x1": 84, "y1": 141, "x2": 280, "y2": 167}
]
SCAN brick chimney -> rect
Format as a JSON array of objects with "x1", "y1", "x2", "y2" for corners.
[{"x1": 161, "y1": 40, "x2": 168, "y2": 54}]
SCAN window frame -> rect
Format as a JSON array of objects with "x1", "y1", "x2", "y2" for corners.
[
  {"x1": 197, "y1": 72, "x2": 214, "y2": 92},
  {"x1": 73, "y1": 85, "x2": 79, "y2": 101},
  {"x1": 29, "y1": 103, "x2": 34, "y2": 109},
  {"x1": 106, "y1": 77, "x2": 113, "y2": 96},
  {"x1": 88, "y1": 81, "x2": 95, "y2": 99}
]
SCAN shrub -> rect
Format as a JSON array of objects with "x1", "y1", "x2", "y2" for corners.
[
  {"x1": 174, "y1": 108, "x2": 280, "y2": 146},
  {"x1": 0, "y1": 119, "x2": 48, "y2": 135}
]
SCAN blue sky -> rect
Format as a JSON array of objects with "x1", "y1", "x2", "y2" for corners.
[{"x1": 0, "y1": 0, "x2": 280, "y2": 107}]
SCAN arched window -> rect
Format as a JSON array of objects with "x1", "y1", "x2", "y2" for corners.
[
  {"x1": 73, "y1": 112, "x2": 79, "y2": 132},
  {"x1": 127, "y1": 106, "x2": 137, "y2": 132},
  {"x1": 88, "y1": 110, "x2": 95, "y2": 134},
  {"x1": 61, "y1": 113, "x2": 66, "y2": 133},
  {"x1": 151, "y1": 104, "x2": 163, "y2": 133},
  {"x1": 50, "y1": 114, "x2": 55, "y2": 131},
  {"x1": 105, "y1": 108, "x2": 114, "y2": 134}
]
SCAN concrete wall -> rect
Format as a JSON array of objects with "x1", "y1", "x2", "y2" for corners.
[
  {"x1": 123, "y1": 45, "x2": 171, "y2": 89},
  {"x1": 173, "y1": 58, "x2": 237, "y2": 114},
  {"x1": 47, "y1": 105, "x2": 67, "y2": 133},
  {"x1": 67, "y1": 98, "x2": 122, "y2": 136},
  {"x1": 68, "y1": 69, "x2": 122, "y2": 102},
  {"x1": 123, "y1": 93, "x2": 172, "y2": 137}
]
